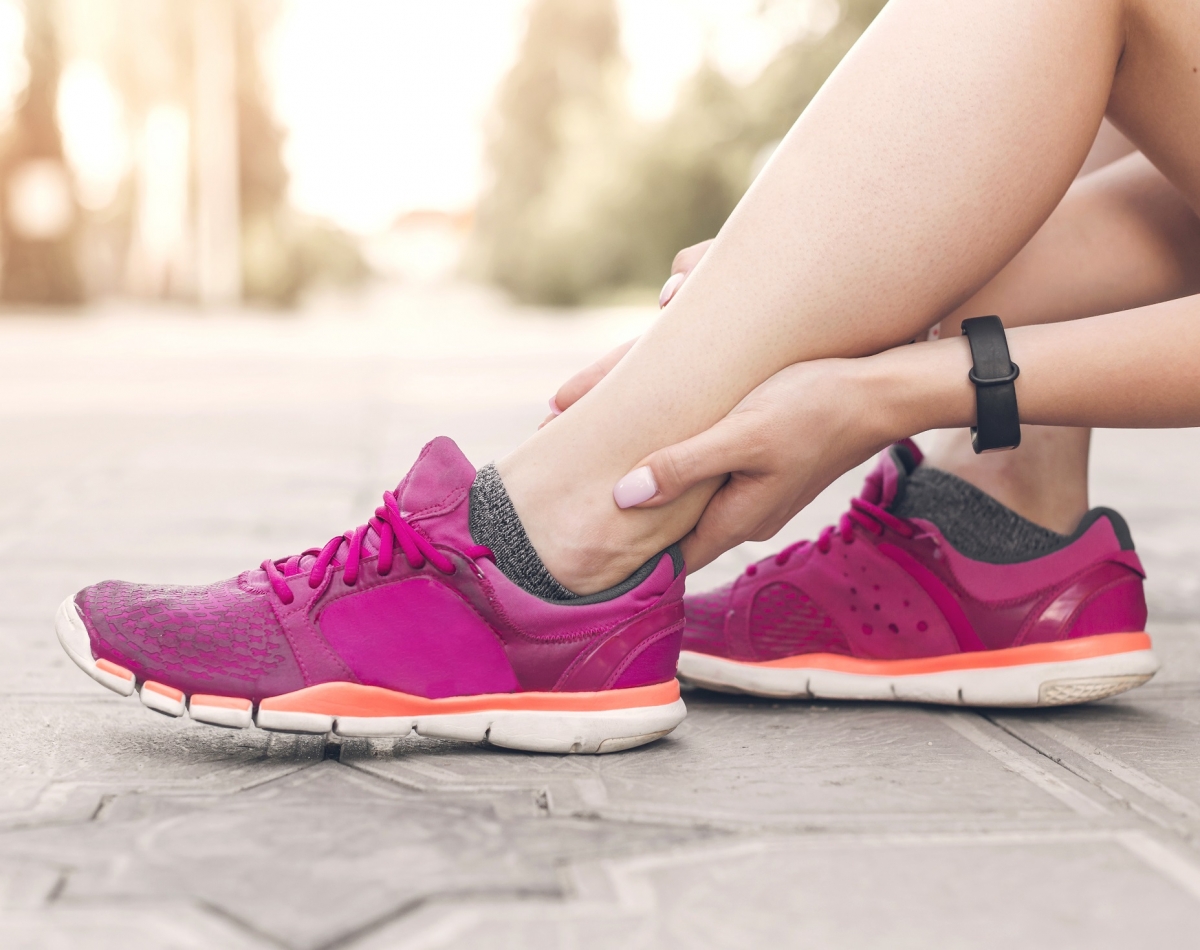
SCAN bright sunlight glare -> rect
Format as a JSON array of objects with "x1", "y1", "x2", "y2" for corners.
[{"x1": 266, "y1": 0, "x2": 842, "y2": 233}]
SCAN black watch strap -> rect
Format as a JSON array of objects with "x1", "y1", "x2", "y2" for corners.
[{"x1": 961, "y1": 315, "x2": 1021, "y2": 453}]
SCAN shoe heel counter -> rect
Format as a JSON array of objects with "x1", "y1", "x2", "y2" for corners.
[
  {"x1": 555, "y1": 602, "x2": 685, "y2": 692},
  {"x1": 1021, "y1": 562, "x2": 1147, "y2": 646},
  {"x1": 1066, "y1": 571, "x2": 1148, "y2": 640},
  {"x1": 609, "y1": 627, "x2": 684, "y2": 689}
]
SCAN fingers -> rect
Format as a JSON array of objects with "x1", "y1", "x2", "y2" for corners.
[
  {"x1": 551, "y1": 337, "x2": 638, "y2": 415},
  {"x1": 659, "y1": 238, "x2": 714, "y2": 307},
  {"x1": 612, "y1": 413, "x2": 758, "y2": 509},
  {"x1": 679, "y1": 477, "x2": 790, "y2": 570},
  {"x1": 671, "y1": 238, "x2": 714, "y2": 276}
]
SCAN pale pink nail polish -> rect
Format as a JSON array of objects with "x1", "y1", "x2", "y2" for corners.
[
  {"x1": 548, "y1": 396, "x2": 563, "y2": 416},
  {"x1": 613, "y1": 466, "x2": 658, "y2": 508},
  {"x1": 659, "y1": 272, "x2": 685, "y2": 308}
]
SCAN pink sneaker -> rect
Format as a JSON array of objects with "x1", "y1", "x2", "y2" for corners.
[
  {"x1": 55, "y1": 437, "x2": 686, "y2": 753},
  {"x1": 679, "y1": 441, "x2": 1158, "y2": 707}
]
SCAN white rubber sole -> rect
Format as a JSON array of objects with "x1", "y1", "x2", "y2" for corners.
[
  {"x1": 677, "y1": 634, "x2": 1159, "y2": 708},
  {"x1": 55, "y1": 597, "x2": 685, "y2": 753}
]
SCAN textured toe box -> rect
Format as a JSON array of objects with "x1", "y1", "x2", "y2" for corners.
[{"x1": 75, "y1": 575, "x2": 305, "y2": 699}]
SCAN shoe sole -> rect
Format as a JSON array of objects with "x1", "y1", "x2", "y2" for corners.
[
  {"x1": 56, "y1": 598, "x2": 686, "y2": 754},
  {"x1": 677, "y1": 632, "x2": 1158, "y2": 707}
]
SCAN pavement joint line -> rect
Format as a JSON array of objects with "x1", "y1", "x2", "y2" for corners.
[
  {"x1": 0, "y1": 761, "x2": 333, "y2": 826},
  {"x1": 315, "y1": 887, "x2": 565, "y2": 950},
  {"x1": 338, "y1": 759, "x2": 434, "y2": 792},
  {"x1": 941, "y1": 711, "x2": 1110, "y2": 818},
  {"x1": 988, "y1": 719, "x2": 1200, "y2": 844},
  {"x1": 582, "y1": 830, "x2": 1189, "y2": 919},
  {"x1": 986, "y1": 717, "x2": 1200, "y2": 843},
  {"x1": 377, "y1": 827, "x2": 1200, "y2": 945},
  {"x1": 339, "y1": 760, "x2": 1091, "y2": 832},
  {"x1": 194, "y1": 899, "x2": 295, "y2": 950},
  {"x1": 320, "y1": 760, "x2": 426, "y2": 801},
  {"x1": 984, "y1": 716, "x2": 1162, "y2": 817},
  {"x1": 1116, "y1": 830, "x2": 1200, "y2": 903},
  {"x1": 1028, "y1": 720, "x2": 1200, "y2": 821}
]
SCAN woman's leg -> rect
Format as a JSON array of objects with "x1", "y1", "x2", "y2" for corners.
[
  {"x1": 500, "y1": 0, "x2": 1200, "y2": 593},
  {"x1": 925, "y1": 150, "x2": 1200, "y2": 532}
]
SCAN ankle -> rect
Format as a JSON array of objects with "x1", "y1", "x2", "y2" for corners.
[
  {"x1": 922, "y1": 426, "x2": 1090, "y2": 535},
  {"x1": 497, "y1": 465, "x2": 682, "y2": 595},
  {"x1": 941, "y1": 463, "x2": 1087, "y2": 535},
  {"x1": 536, "y1": 530, "x2": 646, "y2": 595}
]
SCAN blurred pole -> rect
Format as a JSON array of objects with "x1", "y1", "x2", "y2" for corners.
[
  {"x1": 0, "y1": 0, "x2": 82, "y2": 304},
  {"x1": 193, "y1": 0, "x2": 241, "y2": 306}
]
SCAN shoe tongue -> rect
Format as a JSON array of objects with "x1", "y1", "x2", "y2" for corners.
[
  {"x1": 263, "y1": 437, "x2": 477, "y2": 581},
  {"x1": 395, "y1": 436, "x2": 477, "y2": 520},
  {"x1": 860, "y1": 438, "x2": 923, "y2": 509}
]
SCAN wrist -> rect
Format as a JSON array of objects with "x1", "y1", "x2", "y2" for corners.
[{"x1": 849, "y1": 337, "x2": 976, "y2": 442}]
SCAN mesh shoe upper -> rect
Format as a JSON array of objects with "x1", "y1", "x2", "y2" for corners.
[
  {"x1": 77, "y1": 576, "x2": 306, "y2": 698},
  {"x1": 747, "y1": 582, "x2": 851, "y2": 660}
]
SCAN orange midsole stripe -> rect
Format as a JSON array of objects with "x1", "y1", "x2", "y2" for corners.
[
  {"x1": 688, "y1": 632, "x2": 1152, "y2": 676},
  {"x1": 143, "y1": 680, "x2": 184, "y2": 701},
  {"x1": 191, "y1": 694, "x2": 252, "y2": 711},
  {"x1": 96, "y1": 658, "x2": 134, "y2": 681},
  {"x1": 259, "y1": 679, "x2": 681, "y2": 717}
]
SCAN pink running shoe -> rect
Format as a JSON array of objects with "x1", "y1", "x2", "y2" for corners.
[
  {"x1": 55, "y1": 437, "x2": 686, "y2": 753},
  {"x1": 679, "y1": 441, "x2": 1158, "y2": 707}
]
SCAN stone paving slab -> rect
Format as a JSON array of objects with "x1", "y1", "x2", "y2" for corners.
[
  {"x1": 364, "y1": 833, "x2": 1200, "y2": 950},
  {"x1": 343, "y1": 698, "x2": 1104, "y2": 832},
  {"x1": 3, "y1": 289, "x2": 1200, "y2": 948}
]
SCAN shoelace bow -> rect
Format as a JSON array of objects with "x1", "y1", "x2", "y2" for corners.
[
  {"x1": 743, "y1": 497, "x2": 916, "y2": 577},
  {"x1": 261, "y1": 489, "x2": 493, "y2": 604}
]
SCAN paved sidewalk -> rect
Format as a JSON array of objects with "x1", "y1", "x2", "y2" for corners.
[{"x1": 4, "y1": 284, "x2": 1200, "y2": 949}]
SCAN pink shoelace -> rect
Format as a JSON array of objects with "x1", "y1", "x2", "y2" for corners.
[
  {"x1": 261, "y1": 489, "x2": 493, "y2": 605},
  {"x1": 744, "y1": 496, "x2": 916, "y2": 577}
]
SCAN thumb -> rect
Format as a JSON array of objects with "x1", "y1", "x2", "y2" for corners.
[{"x1": 613, "y1": 413, "x2": 756, "y2": 509}]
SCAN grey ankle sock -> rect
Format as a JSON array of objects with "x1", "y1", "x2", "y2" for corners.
[
  {"x1": 469, "y1": 463, "x2": 578, "y2": 600},
  {"x1": 889, "y1": 466, "x2": 1067, "y2": 563}
]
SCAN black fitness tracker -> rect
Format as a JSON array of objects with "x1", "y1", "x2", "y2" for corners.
[{"x1": 961, "y1": 315, "x2": 1021, "y2": 453}]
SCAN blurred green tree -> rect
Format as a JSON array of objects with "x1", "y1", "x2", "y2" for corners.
[
  {"x1": 471, "y1": 0, "x2": 887, "y2": 306},
  {"x1": 467, "y1": 0, "x2": 623, "y2": 305}
]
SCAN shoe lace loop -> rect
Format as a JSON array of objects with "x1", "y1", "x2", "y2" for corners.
[
  {"x1": 744, "y1": 497, "x2": 915, "y2": 577},
  {"x1": 261, "y1": 489, "x2": 494, "y2": 605}
]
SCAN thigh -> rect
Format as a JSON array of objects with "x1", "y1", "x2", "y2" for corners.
[
  {"x1": 943, "y1": 153, "x2": 1200, "y2": 334},
  {"x1": 1108, "y1": 0, "x2": 1200, "y2": 211}
]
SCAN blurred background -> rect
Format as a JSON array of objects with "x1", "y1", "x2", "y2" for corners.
[{"x1": 0, "y1": 0, "x2": 886, "y2": 310}]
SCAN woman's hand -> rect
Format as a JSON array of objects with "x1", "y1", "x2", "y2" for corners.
[
  {"x1": 611, "y1": 357, "x2": 902, "y2": 570},
  {"x1": 541, "y1": 239, "x2": 714, "y2": 427}
]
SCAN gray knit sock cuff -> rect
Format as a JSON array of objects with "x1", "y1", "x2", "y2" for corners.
[
  {"x1": 889, "y1": 466, "x2": 1067, "y2": 563},
  {"x1": 468, "y1": 463, "x2": 578, "y2": 601}
]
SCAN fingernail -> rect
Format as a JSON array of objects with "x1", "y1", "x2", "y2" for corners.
[
  {"x1": 548, "y1": 396, "x2": 563, "y2": 416},
  {"x1": 659, "y1": 272, "x2": 685, "y2": 308},
  {"x1": 613, "y1": 466, "x2": 658, "y2": 508}
]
